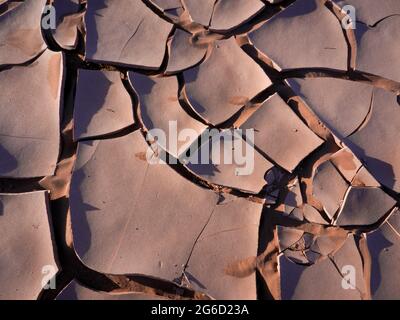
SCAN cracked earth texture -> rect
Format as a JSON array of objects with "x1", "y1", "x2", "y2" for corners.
[{"x1": 0, "y1": 0, "x2": 400, "y2": 300}]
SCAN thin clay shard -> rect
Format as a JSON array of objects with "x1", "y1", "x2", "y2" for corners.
[
  {"x1": 303, "y1": 204, "x2": 329, "y2": 225},
  {"x1": 0, "y1": 192, "x2": 58, "y2": 299},
  {"x1": 166, "y1": 29, "x2": 208, "y2": 74},
  {"x1": 283, "y1": 179, "x2": 303, "y2": 215},
  {"x1": 184, "y1": 37, "x2": 271, "y2": 125},
  {"x1": 240, "y1": 94, "x2": 324, "y2": 172},
  {"x1": 57, "y1": 281, "x2": 168, "y2": 300},
  {"x1": 387, "y1": 209, "x2": 400, "y2": 233},
  {"x1": 150, "y1": 0, "x2": 182, "y2": 12},
  {"x1": 312, "y1": 160, "x2": 349, "y2": 220},
  {"x1": 330, "y1": 148, "x2": 362, "y2": 183},
  {"x1": 51, "y1": 0, "x2": 83, "y2": 50},
  {"x1": 277, "y1": 226, "x2": 304, "y2": 252},
  {"x1": 74, "y1": 69, "x2": 134, "y2": 141},
  {"x1": 248, "y1": 0, "x2": 348, "y2": 70},
  {"x1": 85, "y1": 0, "x2": 173, "y2": 69}
]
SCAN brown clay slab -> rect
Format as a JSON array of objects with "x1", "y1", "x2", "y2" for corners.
[
  {"x1": 355, "y1": 17, "x2": 400, "y2": 83},
  {"x1": 240, "y1": 94, "x2": 324, "y2": 172},
  {"x1": 166, "y1": 29, "x2": 208, "y2": 74},
  {"x1": 70, "y1": 131, "x2": 261, "y2": 299},
  {"x1": 0, "y1": 50, "x2": 63, "y2": 178},
  {"x1": 185, "y1": 195, "x2": 262, "y2": 299},
  {"x1": 150, "y1": 0, "x2": 182, "y2": 12},
  {"x1": 348, "y1": 88, "x2": 400, "y2": 192},
  {"x1": 0, "y1": 191, "x2": 58, "y2": 300},
  {"x1": 248, "y1": 0, "x2": 348, "y2": 70},
  {"x1": 287, "y1": 78, "x2": 373, "y2": 139},
  {"x1": 85, "y1": 0, "x2": 173, "y2": 69},
  {"x1": 183, "y1": 37, "x2": 271, "y2": 125},
  {"x1": 73, "y1": 69, "x2": 134, "y2": 141},
  {"x1": 312, "y1": 160, "x2": 349, "y2": 220},
  {"x1": 335, "y1": 187, "x2": 396, "y2": 226},
  {"x1": 71, "y1": 131, "x2": 218, "y2": 279},
  {"x1": 0, "y1": 0, "x2": 47, "y2": 66},
  {"x1": 182, "y1": 0, "x2": 216, "y2": 26}
]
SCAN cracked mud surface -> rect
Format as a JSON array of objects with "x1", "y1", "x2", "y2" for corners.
[{"x1": 1, "y1": 0, "x2": 400, "y2": 300}]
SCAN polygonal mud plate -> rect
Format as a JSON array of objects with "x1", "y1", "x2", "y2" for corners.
[
  {"x1": 287, "y1": 78, "x2": 373, "y2": 140},
  {"x1": 74, "y1": 69, "x2": 134, "y2": 141},
  {"x1": 70, "y1": 130, "x2": 262, "y2": 299},
  {"x1": 240, "y1": 94, "x2": 324, "y2": 172},
  {"x1": 355, "y1": 17, "x2": 400, "y2": 83},
  {"x1": 0, "y1": 191, "x2": 58, "y2": 300},
  {"x1": 85, "y1": 0, "x2": 173, "y2": 69},
  {"x1": 0, "y1": 0, "x2": 47, "y2": 66},
  {"x1": 0, "y1": 50, "x2": 63, "y2": 178},
  {"x1": 249, "y1": 0, "x2": 348, "y2": 70},
  {"x1": 348, "y1": 88, "x2": 400, "y2": 192},
  {"x1": 183, "y1": 37, "x2": 271, "y2": 126}
]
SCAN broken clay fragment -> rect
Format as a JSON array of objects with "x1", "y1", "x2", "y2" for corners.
[
  {"x1": 51, "y1": 0, "x2": 83, "y2": 50},
  {"x1": 74, "y1": 69, "x2": 134, "y2": 141},
  {"x1": 240, "y1": 94, "x2": 324, "y2": 172},
  {"x1": 335, "y1": 187, "x2": 396, "y2": 226}
]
